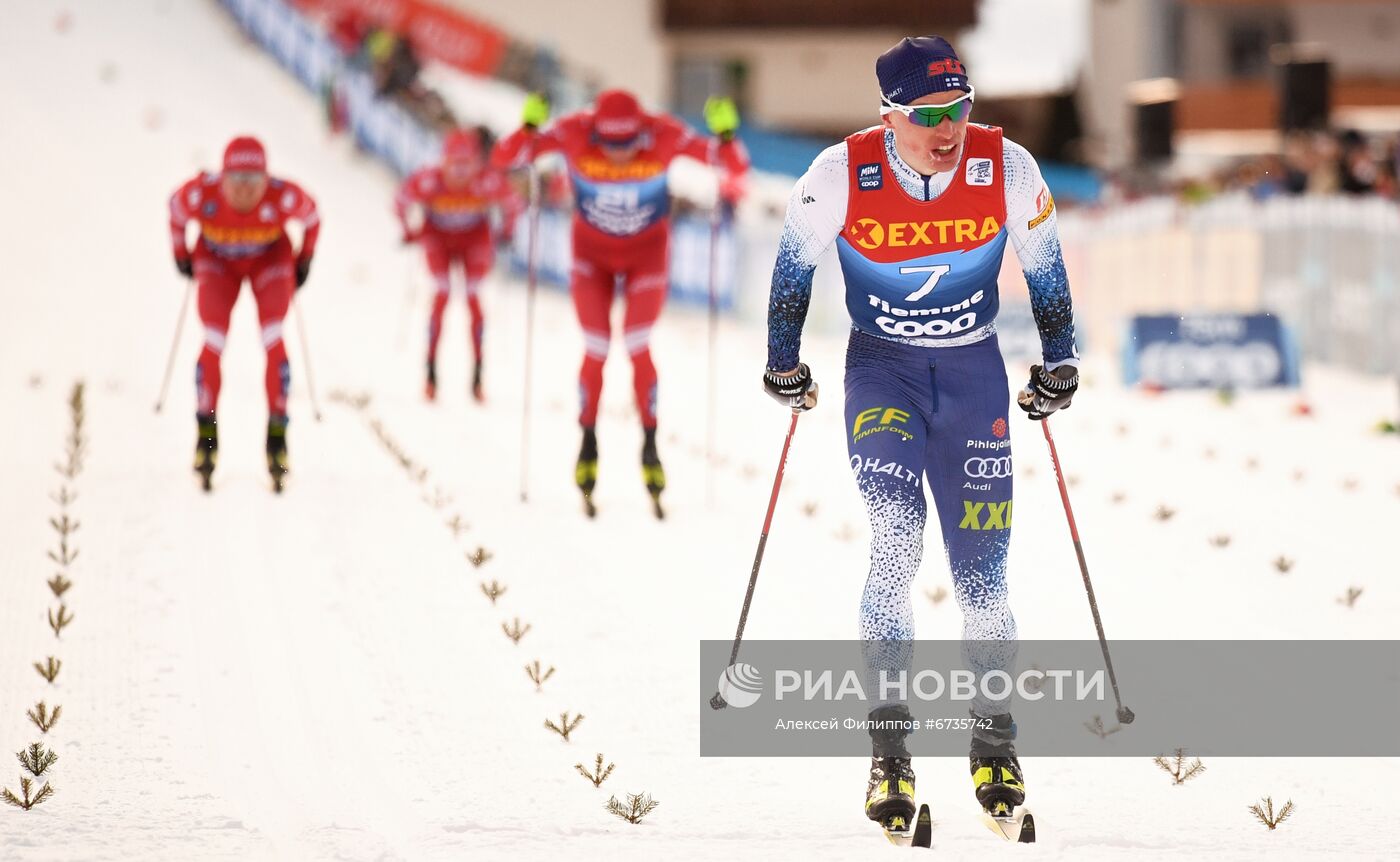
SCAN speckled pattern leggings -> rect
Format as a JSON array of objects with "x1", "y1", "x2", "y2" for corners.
[{"x1": 844, "y1": 328, "x2": 1017, "y2": 714}]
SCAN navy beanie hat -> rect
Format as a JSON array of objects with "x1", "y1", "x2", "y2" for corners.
[{"x1": 877, "y1": 36, "x2": 971, "y2": 102}]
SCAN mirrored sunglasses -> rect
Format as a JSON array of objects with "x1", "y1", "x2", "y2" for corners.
[{"x1": 880, "y1": 86, "x2": 975, "y2": 128}]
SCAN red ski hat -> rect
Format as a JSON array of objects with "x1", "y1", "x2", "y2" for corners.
[
  {"x1": 592, "y1": 89, "x2": 644, "y2": 143},
  {"x1": 223, "y1": 136, "x2": 267, "y2": 173},
  {"x1": 442, "y1": 128, "x2": 482, "y2": 163}
]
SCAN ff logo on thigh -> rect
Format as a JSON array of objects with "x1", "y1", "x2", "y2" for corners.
[{"x1": 852, "y1": 407, "x2": 913, "y2": 442}]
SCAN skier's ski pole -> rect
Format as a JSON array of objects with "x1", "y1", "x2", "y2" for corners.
[
  {"x1": 519, "y1": 164, "x2": 540, "y2": 503},
  {"x1": 710, "y1": 410, "x2": 800, "y2": 709},
  {"x1": 292, "y1": 297, "x2": 323, "y2": 422},
  {"x1": 1037, "y1": 415, "x2": 1134, "y2": 724},
  {"x1": 154, "y1": 279, "x2": 195, "y2": 413},
  {"x1": 704, "y1": 186, "x2": 722, "y2": 508}
]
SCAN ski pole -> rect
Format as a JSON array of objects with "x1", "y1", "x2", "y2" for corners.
[
  {"x1": 292, "y1": 296, "x2": 323, "y2": 422},
  {"x1": 519, "y1": 164, "x2": 540, "y2": 503},
  {"x1": 704, "y1": 185, "x2": 722, "y2": 508},
  {"x1": 154, "y1": 279, "x2": 195, "y2": 413},
  {"x1": 1037, "y1": 415, "x2": 1134, "y2": 724},
  {"x1": 710, "y1": 410, "x2": 800, "y2": 709}
]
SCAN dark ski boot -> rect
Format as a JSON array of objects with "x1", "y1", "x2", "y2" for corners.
[
  {"x1": 865, "y1": 704, "x2": 917, "y2": 835},
  {"x1": 641, "y1": 427, "x2": 665, "y2": 519},
  {"x1": 576, "y1": 426, "x2": 598, "y2": 517},
  {"x1": 193, "y1": 413, "x2": 217, "y2": 492},
  {"x1": 425, "y1": 359, "x2": 438, "y2": 402},
  {"x1": 266, "y1": 414, "x2": 289, "y2": 493},
  {"x1": 970, "y1": 712, "x2": 1025, "y2": 818},
  {"x1": 471, "y1": 361, "x2": 484, "y2": 403}
]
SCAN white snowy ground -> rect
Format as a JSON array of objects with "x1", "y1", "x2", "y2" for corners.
[{"x1": 2, "y1": 2, "x2": 1398, "y2": 860}]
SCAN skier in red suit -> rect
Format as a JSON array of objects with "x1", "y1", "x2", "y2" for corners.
[
  {"x1": 396, "y1": 127, "x2": 520, "y2": 402},
  {"x1": 492, "y1": 89, "x2": 749, "y2": 514},
  {"x1": 168, "y1": 136, "x2": 319, "y2": 491}
]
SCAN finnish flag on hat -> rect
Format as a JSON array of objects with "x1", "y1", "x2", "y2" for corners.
[{"x1": 877, "y1": 36, "x2": 971, "y2": 102}]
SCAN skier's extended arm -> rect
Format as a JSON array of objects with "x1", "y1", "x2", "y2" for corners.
[
  {"x1": 490, "y1": 94, "x2": 575, "y2": 171},
  {"x1": 1002, "y1": 139, "x2": 1079, "y2": 418},
  {"x1": 393, "y1": 170, "x2": 430, "y2": 243},
  {"x1": 275, "y1": 180, "x2": 320, "y2": 289},
  {"x1": 664, "y1": 101, "x2": 752, "y2": 182},
  {"x1": 761, "y1": 142, "x2": 848, "y2": 410},
  {"x1": 168, "y1": 175, "x2": 204, "y2": 279}
]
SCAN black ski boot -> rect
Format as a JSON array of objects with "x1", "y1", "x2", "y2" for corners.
[
  {"x1": 970, "y1": 712, "x2": 1025, "y2": 817},
  {"x1": 865, "y1": 704, "x2": 917, "y2": 834},
  {"x1": 641, "y1": 427, "x2": 665, "y2": 519},
  {"x1": 193, "y1": 413, "x2": 217, "y2": 492},
  {"x1": 576, "y1": 426, "x2": 598, "y2": 517},
  {"x1": 266, "y1": 414, "x2": 289, "y2": 493},
  {"x1": 425, "y1": 359, "x2": 438, "y2": 402},
  {"x1": 471, "y1": 361, "x2": 483, "y2": 403}
]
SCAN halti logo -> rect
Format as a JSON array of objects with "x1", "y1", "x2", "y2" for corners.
[
  {"x1": 857, "y1": 162, "x2": 883, "y2": 191},
  {"x1": 966, "y1": 158, "x2": 993, "y2": 186}
]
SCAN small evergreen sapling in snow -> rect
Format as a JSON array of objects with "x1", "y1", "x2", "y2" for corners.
[
  {"x1": 525, "y1": 660, "x2": 554, "y2": 691},
  {"x1": 575, "y1": 753, "x2": 614, "y2": 788},
  {"x1": 480, "y1": 580, "x2": 507, "y2": 604},
  {"x1": 467, "y1": 546, "x2": 494, "y2": 568},
  {"x1": 1273, "y1": 556, "x2": 1294, "y2": 574},
  {"x1": 48, "y1": 604, "x2": 74, "y2": 638},
  {"x1": 1337, "y1": 586, "x2": 1363, "y2": 608},
  {"x1": 1085, "y1": 715, "x2": 1122, "y2": 739},
  {"x1": 1153, "y1": 749, "x2": 1205, "y2": 785},
  {"x1": 1249, "y1": 796, "x2": 1294, "y2": 829},
  {"x1": 1, "y1": 776, "x2": 54, "y2": 811},
  {"x1": 49, "y1": 514, "x2": 80, "y2": 539},
  {"x1": 34, "y1": 656, "x2": 61, "y2": 684},
  {"x1": 605, "y1": 792, "x2": 659, "y2": 824},
  {"x1": 27, "y1": 702, "x2": 61, "y2": 734},
  {"x1": 544, "y1": 712, "x2": 583, "y2": 742},
  {"x1": 47, "y1": 573, "x2": 73, "y2": 600},
  {"x1": 47, "y1": 536, "x2": 78, "y2": 567},
  {"x1": 17, "y1": 744, "x2": 57, "y2": 777},
  {"x1": 502, "y1": 618, "x2": 530, "y2": 644}
]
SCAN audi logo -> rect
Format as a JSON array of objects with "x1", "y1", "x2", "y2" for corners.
[{"x1": 964, "y1": 456, "x2": 1012, "y2": 478}]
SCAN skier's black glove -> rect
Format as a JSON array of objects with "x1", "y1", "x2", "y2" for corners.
[
  {"x1": 763, "y1": 363, "x2": 819, "y2": 412},
  {"x1": 1017, "y1": 364, "x2": 1078, "y2": 420},
  {"x1": 295, "y1": 258, "x2": 312, "y2": 290},
  {"x1": 175, "y1": 256, "x2": 193, "y2": 279}
]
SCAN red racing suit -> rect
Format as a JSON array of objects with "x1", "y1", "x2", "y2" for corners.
[
  {"x1": 493, "y1": 113, "x2": 749, "y2": 428},
  {"x1": 395, "y1": 165, "x2": 519, "y2": 368},
  {"x1": 169, "y1": 173, "x2": 320, "y2": 418}
]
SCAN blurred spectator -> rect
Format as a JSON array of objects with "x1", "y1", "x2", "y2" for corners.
[
  {"x1": 366, "y1": 29, "x2": 421, "y2": 98},
  {"x1": 1336, "y1": 129, "x2": 1377, "y2": 194}
]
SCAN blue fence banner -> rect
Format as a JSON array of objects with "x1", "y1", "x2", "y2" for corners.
[{"x1": 1122, "y1": 313, "x2": 1300, "y2": 388}]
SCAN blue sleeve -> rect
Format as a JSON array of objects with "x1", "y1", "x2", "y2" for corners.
[{"x1": 766, "y1": 233, "x2": 818, "y2": 371}]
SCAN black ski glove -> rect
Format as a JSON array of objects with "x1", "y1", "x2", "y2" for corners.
[
  {"x1": 295, "y1": 258, "x2": 312, "y2": 290},
  {"x1": 175, "y1": 256, "x2": 193, "y2": 279},
  {"x1": 763, "y1": 363, "x2": 819, "y2": 412},
  {"x1": 1017, "y1": 364, "x2": 1078, "y2": 420}
]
